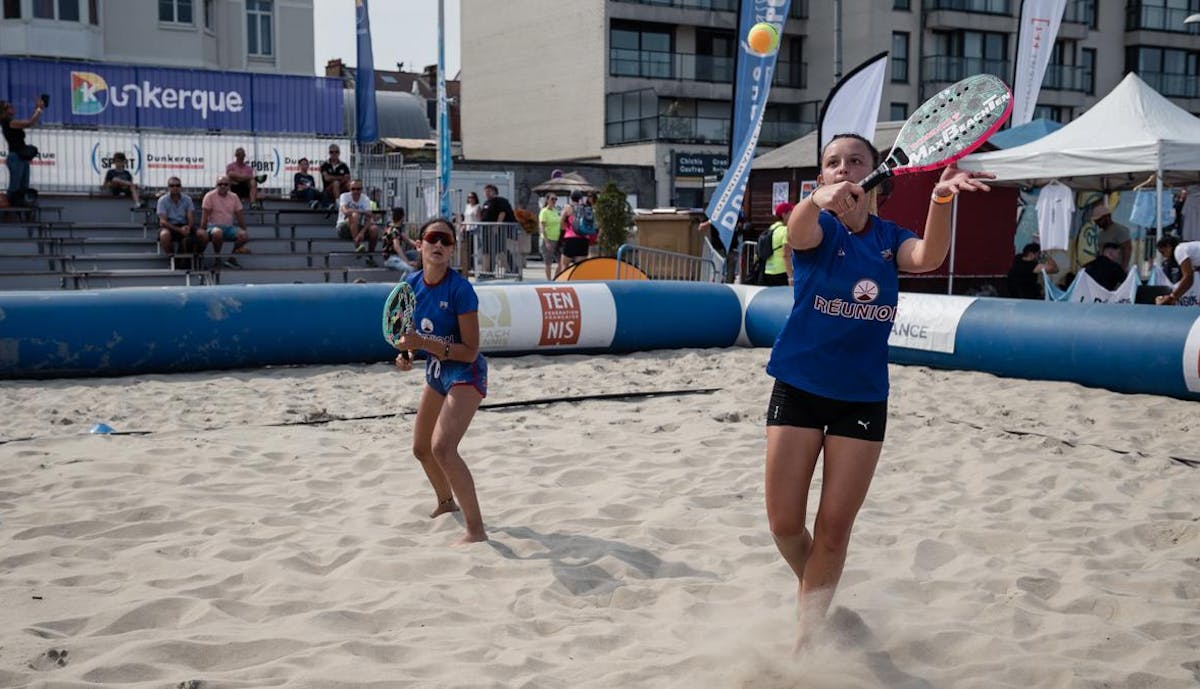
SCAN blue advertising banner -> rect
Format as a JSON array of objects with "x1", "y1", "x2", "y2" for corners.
[
  {"x1": 706, "y1": 0, "x2": 790, "y2": 251},
  {"x1": 437, "y1": 0, "x2": 451, "y2": 218},
  {"x1": 1, "y1": 57, "x2": 344, "y2": 135},
  {"x1": 354, "y1": 0, "x2": 379, "y2": 142}
]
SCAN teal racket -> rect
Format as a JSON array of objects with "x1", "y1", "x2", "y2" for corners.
[
  {"x1": 383, "y1": 281, "x2": 416, "y2": 360},
  {"x1": 859, "y1": 74, "x2": 1012, "y2": 192}
]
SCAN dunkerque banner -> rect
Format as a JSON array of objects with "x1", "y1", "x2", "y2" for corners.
[
  {"x1": 705, "y1": 0, "x2": 791, "y2": 251},
  {"x1": 0, "y1": 57, "x2": 344, "y2": 135}
]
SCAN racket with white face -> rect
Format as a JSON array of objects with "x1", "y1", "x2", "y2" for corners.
[
  {"x1": 383, "y1": 281, "x2": 416, "y2": 360},
  {"x1": 859, "y1": 74, "x2": 1012, "y2": 193}
]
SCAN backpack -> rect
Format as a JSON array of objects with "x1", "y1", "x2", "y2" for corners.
[
  {"x1": 573, "y1": 203, "x2": 597, "y2": 236},
  {"x1": 749, "y1": 225, "x2": 779, "y2": 285}
]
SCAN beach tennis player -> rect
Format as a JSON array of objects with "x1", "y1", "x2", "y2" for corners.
[
  {"x1": 764, "y1": 133, "x2": 995, "y2": 647},
  {"x1": 392, "y1": 218, "x2": 489, "y2": 545}
]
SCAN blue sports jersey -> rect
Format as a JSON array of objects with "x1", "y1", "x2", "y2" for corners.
[
  {"x1": 765, "y1": 210, "x2": 917, "y2": 402},
  {"x1": 405, "y1": 268, "x2": 484, "y2": 366}
]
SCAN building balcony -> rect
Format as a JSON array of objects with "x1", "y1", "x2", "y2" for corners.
[
  {"x1": 1140, "y1": 71, "x2": 1200, "y2": 99},
  {"x1": 921, "y1": 55, "x2": 1010, "y2": 85},
  {"x1": 604, "y1": 114, "x2": 815, "y2": 146},
  {"x1": 1125, "y1": 3, "x2": 1200, "y2": 34},
  {"x1": 922, "y1": 0, "x2": 1013, "y2": 15},
  {"x1": 609, "y1": 0, "x2": 808, "y2": 19},
  {"x1": 1042, "y1": 64, "x2": 1093, "y2": 93},
  {"x1": 610, "y1": 48, "x2": 806, "y2": 88}
]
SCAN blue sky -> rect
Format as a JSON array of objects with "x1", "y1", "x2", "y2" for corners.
[{"x1": 312, "y1": 0, "x2": 463, "y2": 76}]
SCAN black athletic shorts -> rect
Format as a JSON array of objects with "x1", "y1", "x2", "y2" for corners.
[{"x1": 766, "y1": 379, "x2": 888, "y2": 442}]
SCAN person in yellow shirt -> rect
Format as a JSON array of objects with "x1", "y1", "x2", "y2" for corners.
[
  {"x1": 763, "y1": 202, "x2": 794, "y2": 286},
  {"x1": 538, "y1": 194, "x2": 562, "y2": 280}
]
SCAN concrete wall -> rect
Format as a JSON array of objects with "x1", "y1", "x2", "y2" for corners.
[{"x1": 461, "y1": 0, "x2": 606, "y2": 161}]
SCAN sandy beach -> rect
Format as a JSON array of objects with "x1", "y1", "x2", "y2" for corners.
[{"x1": 1, "y1": 348, "x2": 1198, "y2": 689}]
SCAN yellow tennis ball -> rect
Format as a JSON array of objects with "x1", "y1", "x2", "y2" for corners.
[{"x1": 747, "y1": 22, "x2": 780, "y2": 56}]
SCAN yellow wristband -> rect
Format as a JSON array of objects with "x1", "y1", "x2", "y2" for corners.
[{"x1": 931, "y1": 192, "x2": 955, "y2": 205}]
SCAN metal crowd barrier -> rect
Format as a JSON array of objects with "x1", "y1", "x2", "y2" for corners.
[
  {"x1": 615, "y1": 244, "x2": 722, "y2": 282},
  {"x1": 737, "y1": 238, "x2": 759, "y2": 284},
  {"x1": 464, "y1": 221, "x2": 525, "y2": 281}
]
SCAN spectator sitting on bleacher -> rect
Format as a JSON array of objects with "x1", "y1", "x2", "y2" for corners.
[
  {"x1": 103, "y1": 152, "x2": 146, "y2": 209},
  {"x1": 226, "y1": 147, "x2": 265, "y2": 210},
  {"x1": 291, "y1": 157, "x2": 321, "y2": 207},
  {"x1": 382, "y1": 206, "x2": 419, "y2": 274},
  {"x1": 336, "y1": 179, "x2": 378, "y2": 265},
  {"x1": 201, "y1": 176, "x2": 250, "y2": 269},
  {"x1": 320, "y1": 144, "x2": 351, "y2": 209},
  {"x1": 157, "y1": 176, "x2": 205, "y2": 262}
]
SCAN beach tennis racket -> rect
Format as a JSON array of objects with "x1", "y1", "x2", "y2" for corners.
[
  {"x1": 383, "y1": 281, "x2": 416, "y2": 361},
  {"x1": 859, "y1": 74, "x2": 1012, "y2": 193}
]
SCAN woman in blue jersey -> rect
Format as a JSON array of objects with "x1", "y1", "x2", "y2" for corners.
[
  {"x1": 766, "y1": 134, "x2": 994, "y2": 646},
  {"x1": 394, "y1": 217, "x2": 489, "y2": 545}
]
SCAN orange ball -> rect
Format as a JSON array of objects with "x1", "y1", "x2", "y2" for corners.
[{"x1": 747, "y1": 22, "x2": 780, "y2": 56}]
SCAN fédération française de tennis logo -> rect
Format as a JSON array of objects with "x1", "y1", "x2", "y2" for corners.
[{"x1": 71, "y1": 72, "x2": 108, "y2": 115}]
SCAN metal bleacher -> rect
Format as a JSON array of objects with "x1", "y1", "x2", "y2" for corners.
[{"x1": 0, "y1": 195, "x2": 398, "y2": 290}]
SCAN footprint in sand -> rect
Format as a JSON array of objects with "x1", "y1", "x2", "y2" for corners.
[
  {"x1": 178, "y1": 680, "x2": 204, "y2": 689},
  {"x1": 29, "y1": 648, "x2": 68, "y2": 671}
]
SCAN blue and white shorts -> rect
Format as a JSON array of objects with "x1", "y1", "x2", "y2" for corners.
[{"x1": 425, "y1": 356, "x2": 488, "y2": 397}]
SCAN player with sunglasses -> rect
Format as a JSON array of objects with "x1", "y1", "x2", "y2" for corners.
[{"x1": 392, "y1": 217, "x2": 488, "y2": 545}]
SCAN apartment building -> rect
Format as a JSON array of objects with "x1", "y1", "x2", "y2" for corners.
[
  {"x1": 461, "y1": 0, "x2": 1199, "y2": 206},
  {"x1": 0, "y1": 0, "x2": 315, "y2": 75}
]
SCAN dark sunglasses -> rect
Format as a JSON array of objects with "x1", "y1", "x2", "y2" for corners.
[
  {"x1": 168, "y1": 183, "x2": 181, "y2": 187},
  {"x1": 216, "y1": 183, "x2": 229, "y2": 187},
  {"x1": 350, "y1": 187, "x2": 363, "y2": 191},
  {"x1": 422, "y1": 232, "x2": 454, "y2": 246}
]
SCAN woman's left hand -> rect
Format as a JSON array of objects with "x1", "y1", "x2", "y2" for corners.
[{"x1": 933, "y1": 165, "x2": 996, "y2": 198}]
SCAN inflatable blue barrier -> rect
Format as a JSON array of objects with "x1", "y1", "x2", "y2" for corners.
[
  {"x1": 2, "y1": 283, "x2": 1198, "y2": 401},
  {"x1": 886, "y1": 298, "x2": 1200, "y2": 400}
]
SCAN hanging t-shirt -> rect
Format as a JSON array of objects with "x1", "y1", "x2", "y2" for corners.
[
  {"x1": 1035, "y1": 181, "x2": 1074, "y2": 251},
  {"x1": 765, "y1": 211, "x2": 917, "y2": 402},
  {"x1": 1128, "y1": 189, "x2": 1175, "y2": 228},
  {"x1": 1182, "y1": 186, "x2": 1200, "y2": 243}
]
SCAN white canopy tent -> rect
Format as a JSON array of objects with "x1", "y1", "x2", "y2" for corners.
[
  {"x1": 958, "y1": 72, "x2": 1200, "y2": 191},
  {"x1": 958, "y1": 72, "x2": 1200, "y2": 255}
]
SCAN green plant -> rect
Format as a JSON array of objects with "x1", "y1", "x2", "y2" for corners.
[{"x1": 595, "y1": 181, "x2": 633, "y2": 256}]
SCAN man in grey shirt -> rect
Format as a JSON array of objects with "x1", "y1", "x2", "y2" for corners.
[{"x1": 157, "y1": 176, "x2": 205, "y2": 260}]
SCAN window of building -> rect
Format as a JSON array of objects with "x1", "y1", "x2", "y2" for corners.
[
  {"x1": 203, "y1": 0, "x2": 212, "y2": 28},
  {"x1": 610, "y1": 23, "x2": 673, "y2": 79},
  {"x1": 890, "y1": 102, "x2": 908, "y2": 120},
  {"x1": 247, "y1": 0, "x2": 273, "y2": 57},
  {"x1": 1126, "y1": 0, "x2": 1200, "y2": 33},
  {"x1": 695, "y1": 28, "x2": 735, "y2": 82},
  {"x1": 1063, "y1": 0, "x2": 1097, "y2": 27},
  {"x1": 89, "y1": 0, "x2": 98, "y2": 24},
  {"x1": 925, "y1": 0, "x2": 1012, "y2": 13},
  {"x1": 928, "y1": 30, "x2": 1008, "y2": 82},
  {"x1": 894, "y1": 0, "x2": 911, "y2": 8},
  {"x1": 891, "y1": 32, "x2": 909, "y2": 82},
  {"x1": 159, "y1": 0, "x2": 193, "y2": 24},
  {"x1": 1127, "y1": 44, "x2": 1200, "y2": 98},
  {"x1": 605, "y1": 89, "x2": 659, "y2": 145},
  {"x1": 775, "y1": 36, "x2": 806, "y2": 88},
  {"x1": 4, "y1": 0, "x2": 21, "y2": 19},
  {"x1": 58, "y1": 0, "x2": 78, "y2": 21},
  {"x1": 31, "y1": 0, "x2": 81, "y2": 20},
  {"x1": 1080, "y1": 47, "x2": 1096, "y2": 94},
  {"x1": 1032, "y1": 104, "x2": 1070, "y2": 122}
]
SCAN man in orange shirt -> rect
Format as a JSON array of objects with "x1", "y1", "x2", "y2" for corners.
[{"x1": 200, "y1": 176, "x2": 250, "y2": 268}]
